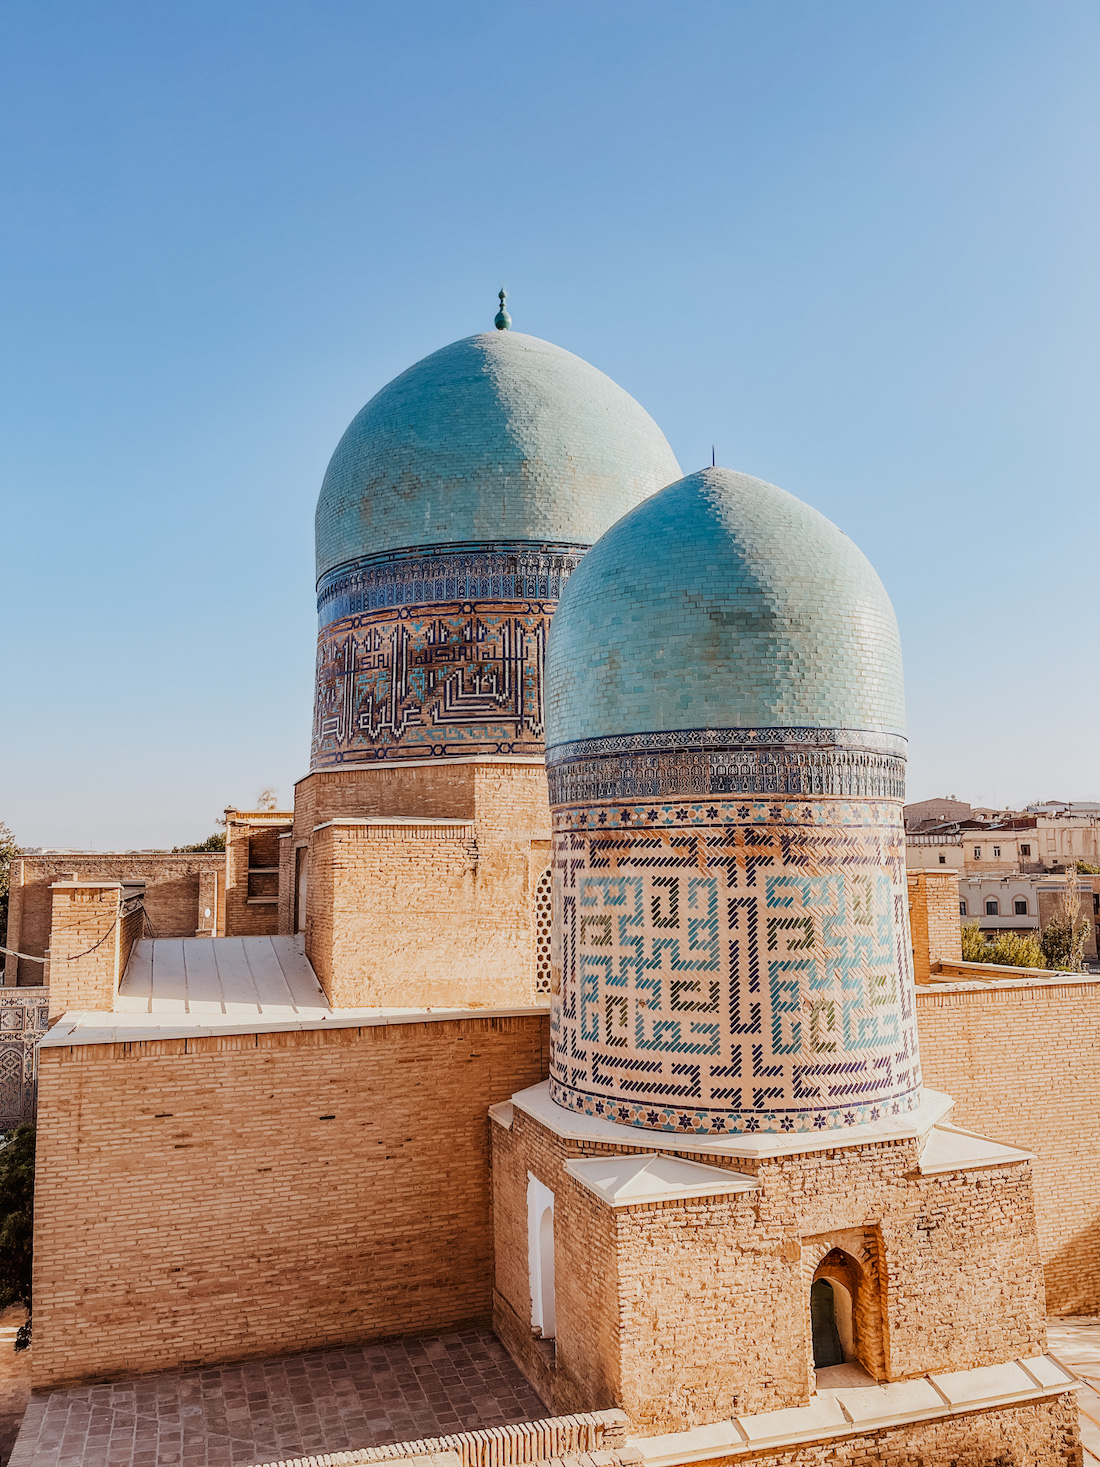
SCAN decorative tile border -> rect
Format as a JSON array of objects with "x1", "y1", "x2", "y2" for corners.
[
  {"x1": 317, "y1": 543, "x2": 587, "y2": 630},
  {"x1": 312, "y1": 543, "x2": 588, "y2": 767},
  {"x1": 0, "y1": 987, "x2": 48, "y2": 1128},
  {"x1": 546, "y1": 728, "x2": 906, "y2": 803}
]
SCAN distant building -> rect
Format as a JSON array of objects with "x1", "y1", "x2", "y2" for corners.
[
  {"x1": 903, "y1": 795, "x2": 970, "y2": 828},
  {"x1": 2, "y1": 807, "x2": 290, "y2": 986}
]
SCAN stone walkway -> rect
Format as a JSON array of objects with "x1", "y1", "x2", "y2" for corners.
[
  {"x1": 9, "y1": 1330, "x2": 546, "y2": 1467},
  {"x1": 0, "y1": 1307, "x2": 30, "y2": 1466},
  {"x1": 1048, "y1": 1316, "x2": 1100, "y2": 1465}
]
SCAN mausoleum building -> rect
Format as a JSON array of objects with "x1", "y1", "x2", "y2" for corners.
[{"x1": 13, "y1": 305, "x2": 1087, "y2": 1467}]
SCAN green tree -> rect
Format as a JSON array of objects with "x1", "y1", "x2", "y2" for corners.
[
  {"x1": 0, "y1": 823, "x2": 17, "y2": 983},
  {"x1": 0, "y1": 1125, "x2": 35, "y2": 1348},
  {"x1": 172, "y1": 832, "x2": 226, "y2": 853},
  {"x1": 961, "y1": 921, "x2": 1047, "y2": 969},
  {"x1": 1040, "y1": 916, "x2": 1089, "y2": 971},
  {"x1": 1040, "y1": 864, "x2": 1091, "y2": 972}
]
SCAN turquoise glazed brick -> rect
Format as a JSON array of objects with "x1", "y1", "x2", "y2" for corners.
[
  {"x1": 315, "y1": 331, "x2": 681, "y2": 581},
  {"x1": 546, "y1": 466, "x2": 906, "y2": 746}
]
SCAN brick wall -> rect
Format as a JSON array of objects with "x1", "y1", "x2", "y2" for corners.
[
  {"x1": 493, "y1": 1108, "x2": 1047, "y2": 1434},
  {"x1": 224, "y1": 811, "x2": 292, "y2": 938},
  {"x1": 44, "y1": 884, "x2": 129, "y2": 1019},
  {"x1": 301, "y1": 764, "x2": 552, "y2": 1009},
  {"x1": 916, "y1": 978, "x2": 1100, "y2": 1313},
  {"x1": 4, "y1": 853, "x2": 225, "y2": 986},
  {"x1": 493, "y1": 1110, "x2": 622, "y2": 1419},
  {"x1": 907, "y1": 869, "x2": 962, "y2": 982},
  {"x1": 31, "y1": 1010, "x2": 550, "y2": 1391},
  {"x1": 292, "y1": 766, "x2": 478, "y2": 838}
]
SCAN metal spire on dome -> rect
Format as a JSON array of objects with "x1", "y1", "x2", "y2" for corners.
[{"x1": 494, "y1": 288, "x2": 511, "y2": 331}]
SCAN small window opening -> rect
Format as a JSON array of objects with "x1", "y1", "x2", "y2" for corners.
[
  {"x1": 526, "y1": 1174, "x2": 556, "y2": 1342},
  {"x1": 993, "y1": 846, "x2": 1001, "y2": 858},
  {"x1": 974, "y1": 847, "x2": 982, "y2": 859},
  {"x1": 938, "y1": 854, "x2": 946, "y2": 865},
  {"x1": 1014, "y1": 899, "x2": 1028, "y2": 916},
  {"x1": 959, "y1": 901, "x2": 968, "y2": 916},
  {"x1": 1021, "y1": 844, "x2": 1031, "y2": 857},
  {"x1": 986, "y1": 899, "x2": 999, "y2": 916}
]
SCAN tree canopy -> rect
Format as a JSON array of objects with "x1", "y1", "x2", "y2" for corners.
[
  {"x1": 172, "y1": 833, "x2": 226, "y2": 853},
  {"x1": 0, "y1": 1125, "x2": 34, "y2": 1324}
]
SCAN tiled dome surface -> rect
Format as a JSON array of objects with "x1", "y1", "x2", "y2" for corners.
[
  {"x1": 315, "y1": 331, "x2": 681, "y2": 581},
  {"x1": 546, "y1": 466, "x2": 905, "y2": 746}
]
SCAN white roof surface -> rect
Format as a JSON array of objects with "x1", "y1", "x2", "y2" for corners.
[
  {"x1": 41, "y1": 935, "x2": 547, "y2": 1047},
  {"x1": 636, "y1": 1355, "x2": 1077, "y2": 1464},
  {"x1": 510, "y1": 1080, "x2": 956, "y2": 1160},
  {"x1": 564, "y1": 1152, "x2": 759, "y2": 1207},
  {"x1": 918, "y1": 1123, "x2": 1034, "y2": 1174},
  {"x1": 118, "y1": 936, "x2": 330, "y2": 1018}
]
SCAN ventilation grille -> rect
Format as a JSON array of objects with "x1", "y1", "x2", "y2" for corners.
[{"x1": 535, "y1": 867, "x2": 553, "y2": 994}]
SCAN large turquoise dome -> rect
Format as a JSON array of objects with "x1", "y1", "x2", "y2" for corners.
[
  {"x1": 315, "y1": 331, "x2": 681, "y2": 581},
  {"x1": 546, "y1": 465, "x2": 905, "y2": 748}
]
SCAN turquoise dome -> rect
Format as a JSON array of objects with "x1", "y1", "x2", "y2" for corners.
[
  {"x1": 546, "y1": 466, "x2": 905, "y2": 747},
  {"x1": 315, "y1": 331, "x2": 682, "y2": 581}
]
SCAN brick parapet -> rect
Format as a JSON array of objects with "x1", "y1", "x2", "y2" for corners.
[
  {"x1": 31, "y1": 1010, "x2": 550, "y2": 1390},
  {"x1": 246, "y1": 1409, "x2": 631, "y2": 1467},
  {"x1": 45, "y1": 883, "x2": 145, "y2": 1020},
  {"x1": 224, "y1": 811, "x2": 292, "y2": 939},
  {"x1": 4, "y1": 852, "x2": 226, "y2": 986},
  {"x1": 907, "y1": 868, "x2": 963, "y2": 983},
  {"x1": 660, "y1": 1394, "x2": 1079, "y2": 1467},
  {"x1": 915, "y1": 980, "x2": 1100, "y2": 1311},
  {"x1": 301, "y1": 764, "x2": 551, "y2": 1009}
]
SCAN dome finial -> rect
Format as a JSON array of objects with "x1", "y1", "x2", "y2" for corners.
[{"x1": 494, "y1": 288, "x2": 511, "y2": 331}]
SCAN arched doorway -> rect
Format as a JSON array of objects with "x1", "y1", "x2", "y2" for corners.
[
  {"x1": 810, "y1": 1278, "x2": 843, "y2": 1367},
  {"x1": 811, "y1": 1247, "x2": 862, "y2": 1369}
]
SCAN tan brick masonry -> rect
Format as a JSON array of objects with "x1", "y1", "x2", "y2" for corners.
[
  {"x1": 31, "y1": 1012, "x2": 549, "y2": 1392},
  {"x1": 916, "y1": 977, "x2": 1100, "y2": 1313},
  {"x1": 493, "y1": 1107, "x2": 1048, "y2": 1434},
  {"x1": 44, "y1": 884, "x2": 143, "y2": 1020},
  {"x1": 298, "y1": 763, "x2": 551, "y2": 1009}
]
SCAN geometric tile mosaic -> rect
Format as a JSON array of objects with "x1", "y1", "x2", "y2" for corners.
[
  {"x1": 0, "y1": 988, "x2": 47, "y2": 1130},
  {"x1": 548, "y1": 789, "x2": 921, "y2": 1137}
]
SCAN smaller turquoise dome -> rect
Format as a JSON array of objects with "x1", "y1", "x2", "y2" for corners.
[{"x1": 546, "y1": 466, "x2": 905, "y2": 747}]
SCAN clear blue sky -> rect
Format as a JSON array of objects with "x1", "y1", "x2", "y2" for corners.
[{"x1": 1, "y1": 1, "x2": 1097, "y2": 848}]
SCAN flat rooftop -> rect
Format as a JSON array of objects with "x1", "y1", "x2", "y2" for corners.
[
  {"x1": 117, "y1": 936, "x2": 330, "y2": 1019},
  {"x1": 43, "y1": 936, "x2": 547, "y2": 1046}
]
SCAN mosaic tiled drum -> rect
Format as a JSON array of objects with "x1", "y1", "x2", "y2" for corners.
[
  {"x1": 312, "y1": 330, "x2": 681, "y2": 767},
  {"x1": 544, "y1": 466, "x2": 922, "y2": 1136}
]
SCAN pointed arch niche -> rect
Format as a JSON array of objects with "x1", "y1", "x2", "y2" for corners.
[
  {"x1": 802, "y1": 1229, "x2": 887, "y2": 1382},
  {"x1": 526, "y1": 1173, "x2": 556, "y2": 1342}
]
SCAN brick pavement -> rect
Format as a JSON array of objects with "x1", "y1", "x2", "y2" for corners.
[{"x1": 9, "y1": 1330, "x2": 547, "y2": 1467}]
